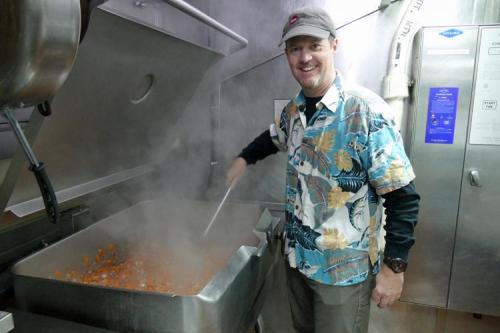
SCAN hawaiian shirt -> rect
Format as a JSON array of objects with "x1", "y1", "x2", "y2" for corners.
[{"x1": 270, "y1": 74, "x2": 415, "y2": 286}]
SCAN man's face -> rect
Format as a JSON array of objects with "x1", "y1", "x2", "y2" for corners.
[{"x1": 285, "y1": 35, "x2": 337, "y2": 97}]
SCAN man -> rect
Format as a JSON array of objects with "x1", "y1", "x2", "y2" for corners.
[{"x1": 227, "y1": 7, "x2": 419, "y2": 333}]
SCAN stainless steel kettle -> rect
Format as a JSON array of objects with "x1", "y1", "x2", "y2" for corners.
[
  {"x1": 0, "y1": 0, "x2": 81, "y2": 224},
  {"x1": 0, "y1": 0, "x2": 81, "y2": 107}
]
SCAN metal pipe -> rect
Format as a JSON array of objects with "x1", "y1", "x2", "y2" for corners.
[
  {"x1": 2, "y1": 108, "x2": 40, "y2": 166},
  {"x1": 383, "y1": 0, "x2": 426, "y2": 132},
  {"x1": 160, "y1": 0, "x2": 248, "y2": 48}
]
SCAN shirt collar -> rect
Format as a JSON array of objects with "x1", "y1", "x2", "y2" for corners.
[
  {"x1": 291, "y1": 71, "x2": 345, "y2": 114},
  {"x1": 320, "y1": 72, "x2": 344, "y2": 111}
]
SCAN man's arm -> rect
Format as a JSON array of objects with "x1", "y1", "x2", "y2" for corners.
[
  {"x1": 226, "y1": 129, "x2": 279, "y2": 185},
  {"x1": 382, "y1": 181, "x2": 420, "y2": 261},
  {"x1": 238, "y1": 129, "x2": 279, "y2": 164},
  {"x1": 371, "y1": 181, "x2": 420, "y2": 308}
]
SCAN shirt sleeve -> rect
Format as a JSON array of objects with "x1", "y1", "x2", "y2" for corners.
[
  {"x1": 363, "y1": 101, "x2": 416, "y2": 195},
  {"x1": 381, "y1": 181, "x2": 420, "y2": 261},
  {"x1": 269, "y1": 105, "x2": 290, "y2": 152},
  {"x1": 238, "y1": 129, "x2": 279, "y2": 165}
]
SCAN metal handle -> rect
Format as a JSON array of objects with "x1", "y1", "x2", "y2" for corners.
[
  {"x1": 469, "y1": 169, "x2": 482, "y2": 187},
  {"x1": 160, "y1": 0, "x2": 248, "y2": 50},
  {"x1": 37, "y1": 100, "x2": 52, "y2": 116},
  {"x1": 3, "y1": 108, "x2": 59, "y2": 223},
  {"x1": 3, "y1": 109, "x2": 40, "y2": 166},
  {"x1": 30, "y1": 163, "x2": 60, "y2": 223}
]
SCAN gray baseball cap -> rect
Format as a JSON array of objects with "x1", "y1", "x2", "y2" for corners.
[{"x1": 279, "y1": 7, "x2": 336, "y2": 46}]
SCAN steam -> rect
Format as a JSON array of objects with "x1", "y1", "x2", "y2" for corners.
[{"x1": 114, "y1": 195, "x2": 260, "y2": 293}]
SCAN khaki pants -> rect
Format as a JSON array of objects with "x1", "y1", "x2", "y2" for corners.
[{"x1": 285, "y1": 262, "x2": 374, "y2": 333}]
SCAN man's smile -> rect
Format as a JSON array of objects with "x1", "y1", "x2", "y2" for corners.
[{"x1": 299, "y1": 65, "x2": 318, "y2": 72}]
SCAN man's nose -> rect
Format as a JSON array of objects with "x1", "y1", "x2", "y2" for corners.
[{"x1": 299, "y1": 50, "x2": 312, "y2": 63}]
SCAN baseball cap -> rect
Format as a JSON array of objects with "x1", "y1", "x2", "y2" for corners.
[{"x1": 279, "y1": 7, "x2": 336, "y2": 46}]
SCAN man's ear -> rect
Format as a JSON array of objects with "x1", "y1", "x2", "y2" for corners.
[{"x1": 331, "y1": 38, "x2": 338, "y2": 53}]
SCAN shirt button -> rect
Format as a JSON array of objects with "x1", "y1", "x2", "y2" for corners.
[
  {"x1": 300, "y1": 161, "x2": 304, "y2": 166},
  {"x1": 295, "y1": 205, "x2": 299, "y2": 210}
]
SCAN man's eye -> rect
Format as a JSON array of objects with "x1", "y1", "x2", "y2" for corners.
[
  {"x1": 312, "y1": 44, "x2": 322, "y2": 50},
  {"x1": 289, "y1": 47, "x2": 300, "y2": 53}
]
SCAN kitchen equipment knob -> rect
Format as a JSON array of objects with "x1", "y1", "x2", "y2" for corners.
[{"x1": 469, "y1": 169, "x2": 482, "y2": 187}]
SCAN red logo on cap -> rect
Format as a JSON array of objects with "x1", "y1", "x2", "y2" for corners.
[{"x1": 289, "y1": 15, "x2": 298, "y2": 25}]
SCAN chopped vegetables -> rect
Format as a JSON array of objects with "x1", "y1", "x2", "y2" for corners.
[{"x1": 54, "y1": 244, "x2": 219, "y2": 295}]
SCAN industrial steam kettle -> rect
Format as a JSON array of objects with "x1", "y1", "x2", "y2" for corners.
[{"x1": 0, "y1": 0, "x2": 81, "y2": 223}]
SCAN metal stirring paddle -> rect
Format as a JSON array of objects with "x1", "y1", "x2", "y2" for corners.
[{"x1": 203, "y1": 182, "x2": 233, "y2": 237}]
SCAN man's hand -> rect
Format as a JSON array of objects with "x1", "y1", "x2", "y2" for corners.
[
  {"x1": 371, "y1": 264, "x2": 404, "y2": 308},
  {"x1": 226, "y1": 157, "x2": 247, "y2": 186}
]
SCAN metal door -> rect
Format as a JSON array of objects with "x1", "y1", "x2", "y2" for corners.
[
  {"x1": 404, "y1": 25, "x2": 479, "y2": 308},
  {"x1": 448, "y1": 26, "x2": 500, "y2": 316}
]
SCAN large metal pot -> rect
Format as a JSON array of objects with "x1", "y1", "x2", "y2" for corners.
[
  {"x1": 0, "y1": 0, "x2": 81, "y2": 108},
  {"x1": 12, "y1": 198, "x2": 282, "y2": 333}
]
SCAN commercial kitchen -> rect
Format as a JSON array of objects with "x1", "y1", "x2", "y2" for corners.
[{"x1": 1, "y1": 0, "x2": 500, "y2": 332}]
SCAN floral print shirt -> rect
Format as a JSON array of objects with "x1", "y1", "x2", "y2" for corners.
[{"x1": 270, "y1": 74, "x2": 415, "y2": 286}]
